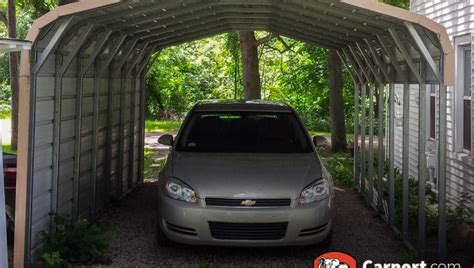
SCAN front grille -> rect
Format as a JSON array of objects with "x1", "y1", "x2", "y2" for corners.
[
  {"x1": 298, "y1": 223, "x2": 328, "y2": 237},
  {"x1": 209, "y1": 221, "x2": 288, "y2": 240},
  {"x1": 166, "y1": 221, "x2": 197, "y2": 236},
  {"x1": 205, "y1": 198, "x2": 291, "y2": 207}
]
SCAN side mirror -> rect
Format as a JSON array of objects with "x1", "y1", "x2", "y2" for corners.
[
  {"x1": 313, "y1": 135, "x2": 328, "y2": 147},
  {"x1": 158, "y1": 134, "x2": 174, "y2": 146}
]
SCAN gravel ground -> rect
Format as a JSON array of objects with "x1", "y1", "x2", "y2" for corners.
[{"x1": 99, "y1": 181, "x2": 409, "y2": 267}]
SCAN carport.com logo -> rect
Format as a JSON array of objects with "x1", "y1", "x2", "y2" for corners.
[{"x1": 314, "y1": 252, "x2": 357, "y2": 268}]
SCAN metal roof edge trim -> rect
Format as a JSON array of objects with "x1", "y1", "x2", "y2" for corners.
[
  {"x1": 341, "y1": 0, "x2": 454, "y2": 85},
  {"x1": 25, "y1": 0, "x2": 120, "y2": 42}
]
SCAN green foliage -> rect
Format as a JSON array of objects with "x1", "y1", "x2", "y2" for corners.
[
  {"x1": 145, "y1": 120, "x2": 182, "y2": 133},
  {"x1": 144, "y1": 147, "x2": 166, "y2": 180},
  {"x1": 0, "y1": 81, "x2": 11, "y2": 114},
  {"x1": 146, "y1": 34, "x2": 235, "y2": 119},
  {"x1": 319, "y1": 149, "x2": 356, "y2": 188},
  {"x1": 379, "y1": 0, "x2": 409, "y2": 9},
  {"x1": 0, "y1": 3, "x2": 36, "y2": 113},
  {"x1": 146, "y1": 33, "x2": 355, "y2": 133},
  {"x1": 391, "y1": 169, "x2": 474, "y2": 236},
  {"x1": 40, "y1": 213, "x2": 113, "y2": 265},
  {"x1": 42, "y1": 251, "x2": 63, "y2": 266},
  {"x1": 448, "y1": 192, "x2": 473, "y2": 223},
  {"x1": 327, "y1": 156, "x2": 356, "y2": 188}
]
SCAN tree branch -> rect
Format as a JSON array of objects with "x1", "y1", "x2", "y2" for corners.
[
  {"x1": 256, "y1": 33, "x2": 276, "y2": 46},
  {"x1": 276, "y1": 36, "x2": 295, "y2": 53}
]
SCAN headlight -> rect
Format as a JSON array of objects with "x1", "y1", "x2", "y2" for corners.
[
  {"x1": 298, "y1": 170, "x2": 331, "y2": 204},
  {"x1": 163, "y1": 177, "x2": 197, "y2": 204}
]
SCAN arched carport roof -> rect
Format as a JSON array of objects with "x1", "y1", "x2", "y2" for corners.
[
  {"x1": 24, "y1": 0, "x2": 453, "y2": 85},
  {"x1": 14, "y1": 0, "x2": 454, "y2": 266}
]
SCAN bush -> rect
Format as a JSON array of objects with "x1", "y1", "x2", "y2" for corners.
[
  {"x1": 325, "y1": 152, "x2": 356, "y2": 188},
  {"x1": 40, "y1": 213, "x2": 113, "y2": 266}
]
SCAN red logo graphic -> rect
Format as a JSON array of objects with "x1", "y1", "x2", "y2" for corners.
[{"x1": 314, "y1": 252, "x2": 357, "y2": 268}]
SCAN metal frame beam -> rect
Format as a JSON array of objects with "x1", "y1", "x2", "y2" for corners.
[
  {"x1": 0, "y1": 135, "x2": 7, "y2": 267},
  {"x1": 338, "y1": 51, "x2": 363, "y2": 85},
  {"x1": 377, "y1": 82, "x2": 384, "y2": 210},
  {"x1": 99, "y1": 34, "x2": 128, "y2": 76},
  {"x1": 404, "y1": 22, "x2": 442, "y2": 82},
  {"x1": 59, "y1": 24, "x2": 94, "y2": 76},
  {"x1": 79, "y1": 30, "x2": 113, "y2": 77},
  {"x1": 368, "y1": 83, "x2": 375, "y2": 203},
  {"x1": 138, "y1": 14, "x2": 353, "y2": 46},
  {"x1": 360, "y1": 83, "x2": 367, "y2": 193},
  {"x1": 134, "y1": 9, "x2": 361, "y2": 44},
  {"x1": 145, "y1": 19, "x2": 343, "y2": 49},
  {"x1": 388, "y1": 83, "x2": 395, "y2": 225},
  {"x1": 417, "y1": 62, "x2": 428, "y2": 258},
  {"x1": 438, "y1": 68, "x2": 447, "y2": 262},
  {"x1": 376, "y1": 34, "x2": 405, "y2": 81},
  {"x1": 347, "y1": 46, "x2": 373, "y2": 83},
  {"x1": 364, "y1": 39, "x2": 391, "y2": 83},
  {"x1": 388, "y1": 28, "x2": 424, "y2": 84},
  {"x1": 293, "y1": 0, "x2": 401, "y2": 31},
  {"x1": 356, "y1": 42, "x2": 384, "y2": 85},
  {"x1": 125, "y1": 43, "x2": 150, "y2": 78},
  {"x1": 401, "y1": 80, "x2": 410, "y2": 242},
  {"x1": 32, "y1": 17, "x2": 73, "y2": 74},
  {"x1": 150, "y1": 24, "x2": 340, "y2": 50},
  {"x1": 340, "y1": 49, "x2": 364, "y2": 84}
]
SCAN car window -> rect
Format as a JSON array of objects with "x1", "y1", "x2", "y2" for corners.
[{"x1": 176, "y1": 111, "x2": 313, "y2": 153}]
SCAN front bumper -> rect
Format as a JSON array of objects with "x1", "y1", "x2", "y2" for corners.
[{"x1": 157, "y1": 194, "x2": 335, "y2": 246}]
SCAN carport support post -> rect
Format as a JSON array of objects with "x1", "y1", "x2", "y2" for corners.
[
  {"x1": 360, "y1": 84, "x2": 367, "y2": 193},
  {"x1": 417, "y1": 80, "x2": 427, "y2": 258},
  {"x1": 353, "y1": 83, "x2": 360, "y2": 185},
  {"x1": 117, "y1": 40, "x2": 138, "y2": 197},
  {"x1": 402, "y1": 81, "x2": 410, "y2": 242},
  {"x1": 101, "y1": 35, "x2": 127, "y2": 201},
  {"x1": 377, "y1": 83, "x2": 384, "y2": 211},
  {"x1": 0, "y1": 137, "x2": 7, "y2": 267},
  {"x1": 438, "y1": 81, "x2": 447, "y2": 261},
  {"x1": 388, "y1": 83, "x2": 395, "y2": 226},
  {"x1": 368, "y1": 84, "x2": 375, "y2": 203}
]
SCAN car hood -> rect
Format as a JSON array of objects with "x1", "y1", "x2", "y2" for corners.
[{"x1": 170, "y1": 152, "x2": 322, "y2": 199}]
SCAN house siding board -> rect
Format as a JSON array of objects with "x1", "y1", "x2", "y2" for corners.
[{"x1": 391, "y1": 0, "x2": 474, "y2": 207}]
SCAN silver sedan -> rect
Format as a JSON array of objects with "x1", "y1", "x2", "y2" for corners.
[{"x1": 156, "y1": 100, "x2": 335, "y2": 247}]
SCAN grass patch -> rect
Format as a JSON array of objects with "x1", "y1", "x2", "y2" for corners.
[
  {"x1": 2, "y1": 140, "x2": 15, "y2": 155},
  {"x1": 143, "y1": 147, "x2": 166, "y2": 180},
  {"x1": 0, "y1": 109, "x2": 11, "y2": 119},
  {"x1": 145, "y1": 120, "x2": 182, "y2": 133},
  {"x1": 318, "y1": 148, "x2": 356, "y2": 188}
]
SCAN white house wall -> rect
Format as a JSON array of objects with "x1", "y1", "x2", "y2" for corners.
[{"x1": 392, "y1": 0, "x2": 474, "y2": 205}]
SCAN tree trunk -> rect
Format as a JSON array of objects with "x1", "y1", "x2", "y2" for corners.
[
  {"x1": 8, "y1": 0, "x2": 18, "y2": 151},
  {"x1": 239, "y1": 31, "x2": 261, "y2": 100},
  {"x1": 328, "y1": 49, "x2": 347, "y2": 152}
]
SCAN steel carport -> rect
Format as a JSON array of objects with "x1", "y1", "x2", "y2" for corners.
[{"x1": 14, "y1": 0, "x2": 454, "y2": 266}]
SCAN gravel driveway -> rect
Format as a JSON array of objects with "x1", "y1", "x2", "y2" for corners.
[{"x1": 99, "y1": 180, "x2": 409, "y2": 267}]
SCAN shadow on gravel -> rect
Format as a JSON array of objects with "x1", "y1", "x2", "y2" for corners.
[{"x1": 99, "y1": 181, "x2": 409, "y2": 267}]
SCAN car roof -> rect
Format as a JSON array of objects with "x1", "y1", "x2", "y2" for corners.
[{"x1": 193, "y1": 100, "x2": 293, "y2": 113}]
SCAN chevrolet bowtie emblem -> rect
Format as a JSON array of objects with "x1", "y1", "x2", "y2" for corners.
[{"x1": 241, "y1": 199, "x2": 257, "y2": 207}]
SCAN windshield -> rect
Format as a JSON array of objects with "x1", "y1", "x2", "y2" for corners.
[{"x1": 175, "y1": 111, "x2": 313, "y2": 153}]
